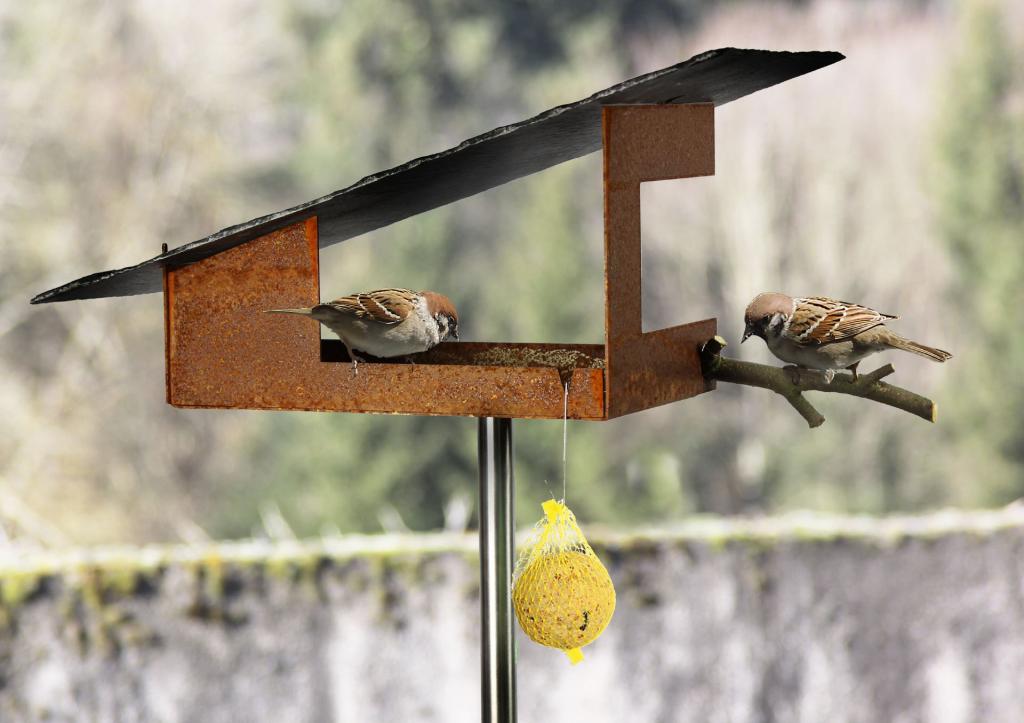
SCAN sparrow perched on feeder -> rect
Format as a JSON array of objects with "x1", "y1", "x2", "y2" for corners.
[
  {"x1": 266, "y1": 288, "x2": 458, "y2": 371},
  {"x1": 742, "y1": 293, "x2": 951, "y2": 383}
]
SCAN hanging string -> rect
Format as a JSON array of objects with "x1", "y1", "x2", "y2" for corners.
[{"x1": 562, "y1": 381, "x2": 569, "y2": 504}]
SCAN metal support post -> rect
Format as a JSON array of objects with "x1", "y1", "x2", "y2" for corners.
[{"x1": 478, "y1": 417, "x2": 517, "y2": 723}]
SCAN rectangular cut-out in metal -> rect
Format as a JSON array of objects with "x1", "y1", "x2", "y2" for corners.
[
  {"x1": 602, "y1": 104, "x2": 716, "y2": 418},
  {"x1": 165, "y1": 103, "x2": 717, "y2": 421},
  {"x1": 165, "y1": 218, "x2": 606, "y2": 420}
]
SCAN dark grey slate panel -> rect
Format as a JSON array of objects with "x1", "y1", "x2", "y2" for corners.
[{"x1": 32, "y1": 47, "x2": 842, "y2": 304}]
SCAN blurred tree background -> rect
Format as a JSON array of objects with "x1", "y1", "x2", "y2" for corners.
[{"x1": 1, "y1": 0, "x2": 1022, "y2": 544}]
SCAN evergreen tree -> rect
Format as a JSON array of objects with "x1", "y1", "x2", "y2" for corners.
[{"x1": 934, "y1": 0, "x2": 1024, "y2": 503}]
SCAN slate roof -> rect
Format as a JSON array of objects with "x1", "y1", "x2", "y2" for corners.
[{"x1": 32, "y1": 47, "x2": 842, "y2": 304}]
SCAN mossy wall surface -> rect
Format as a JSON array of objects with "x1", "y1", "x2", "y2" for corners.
[{"x1": 2, "y1": 511, "x2": 1023, "y2": 722}]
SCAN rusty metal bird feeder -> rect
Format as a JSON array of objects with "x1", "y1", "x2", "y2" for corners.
[{"x1": 33, "y1": 48, "x2": 843, "y2": 723}]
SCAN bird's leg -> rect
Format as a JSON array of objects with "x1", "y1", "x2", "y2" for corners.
[
  {"x1": 846, "y1": 362, "x2": 860, "y2": 382},
  {"x1": 341, "y1": 340, "x2": 364, "y2": 376}
]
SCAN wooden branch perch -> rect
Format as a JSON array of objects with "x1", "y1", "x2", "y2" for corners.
[{"x1": 699, "y1": 336, "x2": 937, "y2": 428}]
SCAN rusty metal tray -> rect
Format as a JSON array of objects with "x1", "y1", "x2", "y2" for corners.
[{"x1": 164, "y1": 104, "x2": 718, "y2": 420}]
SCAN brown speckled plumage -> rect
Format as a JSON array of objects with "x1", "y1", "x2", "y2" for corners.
[
  {"x1": 266, "y1": 288, "x2": 459, "y2": 370},
  {"x1": 743, "y1": 292, "x2": 951, "y2": 381},
  {"x1": 316, "y1": 288, "x2": 419, "y2": 325},
  {"x1": 787, "y1": 296, "x2": 897, "y2": 345}
]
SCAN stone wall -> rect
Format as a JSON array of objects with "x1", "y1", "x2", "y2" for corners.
[{"x1": 2, "y1": 509, "x2": 1023, "y2": 722}]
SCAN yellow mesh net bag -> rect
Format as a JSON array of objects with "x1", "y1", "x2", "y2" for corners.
[{"x1": 512, "y1": 499, "x2": 616, "y2": 664}]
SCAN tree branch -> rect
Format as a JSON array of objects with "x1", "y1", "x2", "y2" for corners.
[{"x1": 699, "y1": 336, "x2": 937, "y2": 428}]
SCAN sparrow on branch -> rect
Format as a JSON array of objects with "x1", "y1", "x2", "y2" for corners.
[
  {"x1": 742, "y1": 293, "x2": 951, "y2": 383},
  {"x1": 267, "y1": 288, "x2": 459, "y2": 372}
]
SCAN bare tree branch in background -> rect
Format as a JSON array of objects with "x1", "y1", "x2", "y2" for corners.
[{"x1": 700, "y1": 336, "x2": 937, "y2": 428}]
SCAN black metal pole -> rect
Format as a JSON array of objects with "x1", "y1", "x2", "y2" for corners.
[{"x1": 478, "y1": 417, "x2": 517, "y2": 723}]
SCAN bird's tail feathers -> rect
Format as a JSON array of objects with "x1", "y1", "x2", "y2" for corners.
[
  {"x1": 888, "y1": 335, "x2": 952, "y2": 362},
  {"x1": 264, "y1": 308, "x2": 314, "y2": 316}
]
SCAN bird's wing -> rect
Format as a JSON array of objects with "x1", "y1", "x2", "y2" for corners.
[
  {"x1": 317, "y1": 288, "x2": 418, "y2": 326},
  {"x1": 789, "y1": 296, "x2": 898, "y2": 345}
]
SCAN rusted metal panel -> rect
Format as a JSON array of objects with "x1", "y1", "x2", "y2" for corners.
[
  {"x1": 165, "y1": 218, "x2": 606, "y2": 420},
  {"x1": 602, "y1": 104, "x2": 717, "y2": 418},
  {"x1": 166, "y1": 105, "x2": 721, "y2": 421}
]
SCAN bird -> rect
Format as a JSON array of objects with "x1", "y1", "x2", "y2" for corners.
[
  {"x1": 266, "y1": 288, "x2": 458, "y2": 372},
  {"x1": 742, "y1": 292, "x2": 951, "y2": 383}
]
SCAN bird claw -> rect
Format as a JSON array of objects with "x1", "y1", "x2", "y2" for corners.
[{"x1": 345, "y1": 348, "x2": 365, "y2": 377}]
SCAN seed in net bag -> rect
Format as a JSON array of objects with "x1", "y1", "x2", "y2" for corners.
[{"x1": 512, "y1": 499, "x2": 616, "y2": 664}]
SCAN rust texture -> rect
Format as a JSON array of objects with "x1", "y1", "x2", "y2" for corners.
[
  {"x1": 602, "y1": 104, "x2": 717, "y2": 419},
  {"x1": 166, "y1": 103, "x2": 719, "y2": 421},
  {"x1": 165, "y1": 218, "x2": 606, "y2": 420}
]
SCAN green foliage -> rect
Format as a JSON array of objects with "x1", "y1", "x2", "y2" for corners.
[
  {"x1": 201, "y1": 0, "x2": 711, "y2": 537},
  {"x1": 934, "y1": 0, "x2": 1024, "y2": 503},
  {"x1": 212, "y1": 0, "x2": 1024, "y2": 536},
  {"x1": 7, "y1": 0, "x2": 1023, "y2": 544},
  {"x1": 214, "y1": 414, "x2": 474, "y2": 535}
]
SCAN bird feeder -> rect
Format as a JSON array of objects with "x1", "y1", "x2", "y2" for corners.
[{"x1": 33, "y1": 48, "x2": 843, "y2": 722}]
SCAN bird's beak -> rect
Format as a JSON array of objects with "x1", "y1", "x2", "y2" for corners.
[{"x1": 741, "y1": 324, "x2": 753, "y2": 343}]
